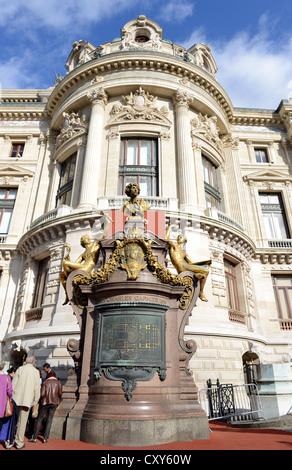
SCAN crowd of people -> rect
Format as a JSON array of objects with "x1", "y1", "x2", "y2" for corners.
[{"x1": 0, "y1": 357, "x2": 62, "y2": 449}]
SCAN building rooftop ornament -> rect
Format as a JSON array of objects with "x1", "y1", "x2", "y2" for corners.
[
  {"x1": 63, "y1": 15, "x2": 217, "y2": 78},
  {"x1": 120, "y1": 15, "x2": 163, "y2": 51}
]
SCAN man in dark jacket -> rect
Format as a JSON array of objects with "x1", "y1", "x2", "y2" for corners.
[{"x1": 29, "y1": 372, "x2": 62, "y2": 443}]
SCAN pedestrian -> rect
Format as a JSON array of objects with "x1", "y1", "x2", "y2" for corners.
[
  {"x1": 29, "y1": 371, "x2": 62, "y2": 444},
  {"x1": 0, "y1": 361, "x2": 13, "y2": 447},
  {"x1": 12, "y1": 356, "x2": 40, "y2": 449},
  {"x1": 27, "y1": 368, "x2": 43, "y2": 439},
  {"x1": 7, "y1": 366, "x2": 16, "y2": 381},
  {"x1": 42, "y1": 363, "x2": 52, "y2": 379}
]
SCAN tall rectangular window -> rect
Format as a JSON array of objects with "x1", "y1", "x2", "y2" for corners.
[
  {"x1": 202, "y1": 155, "x2": 221, "y2": 210},
  {"x1": 224, "y1": 259, "x2": 240, "y2": 312},
  {"x1": 272, "y1": 275, "x2": 292, "y2": 319},
  {"x1": 32, "y1": 257, "x2": 50, "y2": 308},
  {"x1": 119, "y1": 138, "x2": 158, "y2": 196},
  {"x1": 259, "y1": 193, "x2": 290, "y2": 239},
  {"x1": 0, "y1": 188, "x2": 17, "y2": 234},
  {"x1": 10, "y1": 143, "x2": 24, "y2": 158},
  {"x1": 56, "y1": 153, "x2": 77, "y2": 206}
]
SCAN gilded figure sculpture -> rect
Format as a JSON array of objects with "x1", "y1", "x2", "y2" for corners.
[
  {"x1": 59, "y1": 213, "x2": 112, "y2": 304},
  {"x1": 165, "y1": 225, "x2": 211, "y2": 302}
]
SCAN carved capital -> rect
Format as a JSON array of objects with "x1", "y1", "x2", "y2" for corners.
[
  {"x1": 172, "y1": 90, "x2": 193, "y2": 109},
  {"x1": 87, "y1": 87, "x2": 108, "y2": 107}
]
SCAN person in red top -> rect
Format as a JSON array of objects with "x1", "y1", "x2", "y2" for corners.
[{"x1": 29, "y1": 371, "x2": 62, "y2": 444}]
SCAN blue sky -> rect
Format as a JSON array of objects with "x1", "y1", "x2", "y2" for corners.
[{"x1": 1, "y1": 0, "x2": 292, "y2": 109}]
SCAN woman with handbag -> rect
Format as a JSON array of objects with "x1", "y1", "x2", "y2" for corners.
[{"x1": 0, "y1": 361, "x2": 13, "y2": 444}]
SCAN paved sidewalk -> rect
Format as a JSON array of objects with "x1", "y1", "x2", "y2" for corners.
[{"x1": 1, "y1": 421, "x2": 292, "y2": 451}]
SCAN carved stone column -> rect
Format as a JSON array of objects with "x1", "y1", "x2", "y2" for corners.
[
  {"x1": 173, "y1": 90, "x2": 197, "y2": 212},
  {"x1": 78, "y1": 87, "x2": 108, "y2": 209}
]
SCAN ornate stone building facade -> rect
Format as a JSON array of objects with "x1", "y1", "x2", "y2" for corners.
[{"x1": 0, "y1": 16, "x2": 292, "y2": 419}]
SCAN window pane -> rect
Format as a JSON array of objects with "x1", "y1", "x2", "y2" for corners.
[
  {"x1": 139, "y1": 176, "x2": 151, "y2": 196},
  {"x1": 225, "y1": 260, "x2": 240, "y2": 311},
  {"x1": 68, "y1": 157, "x2": 76, "y2": 179},
  {"x1": 57, "y1": 153, "x2": 76, "y2": 207},
  {"x1": 202, "y1": 158, "x2": 209, "y2": 182},
  {"x1": 10, "y1": 143, "x2": 24, "y2": 158},
  {"x1": 6, "y1": 189, "x2": 17, "y2": 200},
  {"x1": 255, "y1": 149, "x2": 268, "y2": 163},
  {"x1": 273, "y1": 277, "x2": 292, "y2": 287},
  {"x1": 263, "y1": 213, "x2": 275, "y2": 239},
  {"x1": 273, "y1": 276, "x2": 292, "y2": 319},
  {"x1": 125, "y1": 175, "x2": 138, "y2": 186},
  {"x1": 273, "y1": 213, "x2": 288, "y2": 239},
  {"x1": 126, "y1": 141, "x2": 138, "y2": 165},
  {"x1": 0, "y1": 188, "x2": 17, "y2": 200},
  {"x1": 259, "y1": 194, "x2": 269, "y2": 203},
  {"x1": 269, "y1": 194, "x2": 280, "y2": 204},
  {"x1": 0, "y1": 189, "x2": 8, "y2": 200},
  {"x1": 32, "y1": 257, "x2": 50, "y2": 308},
  {"x1": 140, "y1": 140, "x2": 151, "y2": 165},
  {"x1": 0, "y1": 209, "x2": 13, "y2": 233},
  {"x1": 278, "y1": 289, "x2": 290, "y2": 318}
]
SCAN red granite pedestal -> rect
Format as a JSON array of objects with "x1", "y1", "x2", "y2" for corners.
[{"x1": 54, "y1": 232, "x2": 209, "y2": 446}]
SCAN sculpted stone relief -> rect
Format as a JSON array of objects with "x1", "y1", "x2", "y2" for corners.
[
  {"x1": 56, "y1": 111, "x2": 88, "y2": 149},
  {"x1": 109, "y1": 87, "x2": 170, "y2": 124},
  {"x1": 191, "y1": 113, "x2": 223, "y2": 154}
]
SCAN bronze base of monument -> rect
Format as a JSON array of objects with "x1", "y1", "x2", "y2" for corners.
[{"x1": 57, "y1": 232, "x2": 209, "y2": 445}]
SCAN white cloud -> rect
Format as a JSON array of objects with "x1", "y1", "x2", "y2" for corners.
[
  {"x1": 158, "y1": 1, "x2": 194, "y2": 23},
  {"x1": 0, "y1": 48, "x2": 45, "y2": 90},
  {"x1": 182, "y1": 14, "x2": 292, "y2": 109},
  {"x1": 0, "y1": 0, "x2": 137, "y2": 29}
]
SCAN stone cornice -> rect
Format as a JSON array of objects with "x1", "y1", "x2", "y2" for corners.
[
  {"x1": 0, "y1": 90, "x2": 50, "y2": 122},
  {"x1": 0, "y1": 107, "x2": 48, "y2": 121},
  {"x1": 1, "y1": 55, "x2": 286, "y2": 130},
  {"x1": 231, "y1": 109, "x2": 282, "y2": 127},
  {"x1": 46, "y1": 51, "x2": 234, "y2": 121}
]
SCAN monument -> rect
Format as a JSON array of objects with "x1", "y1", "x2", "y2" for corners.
[{"x1": 54, "y1": 184, "x2": 209, "y2": 446}]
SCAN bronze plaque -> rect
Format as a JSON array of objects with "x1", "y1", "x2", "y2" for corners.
[{"x1": 95, "y1": 302, "x2": 167, "y2": 368}]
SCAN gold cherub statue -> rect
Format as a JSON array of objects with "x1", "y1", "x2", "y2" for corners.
[
  {"x1": 59, "y1": 213, "x2": 112, "y2": 304},
  {"x1": 165, "y1": 225, "x2": 211, "y2": 301}
]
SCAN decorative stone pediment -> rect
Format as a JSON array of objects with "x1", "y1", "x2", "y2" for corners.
[
  {"x1": 108, "y1": 87, "x2": 171, "y2": 127},
  {"x1": 243, "y1": 169, "x2": 292, "y2": 183},
  {"x1": 56, "y1": 111, "x2": 88, "y2": 149},
  {"x1": 191, "y1": 113, "x2": 223, "y2": 154},
  {"x1": 0, "y1": 165, "x2": 34, "y2": 178}
]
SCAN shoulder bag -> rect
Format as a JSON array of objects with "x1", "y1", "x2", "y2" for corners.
[{"x1": 4, "y1": 376, "x2": 14, "y2": 417}]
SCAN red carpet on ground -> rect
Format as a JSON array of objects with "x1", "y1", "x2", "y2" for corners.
[{"x1": 1, "y1": 421, "x2": 292, "y2": 451}]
